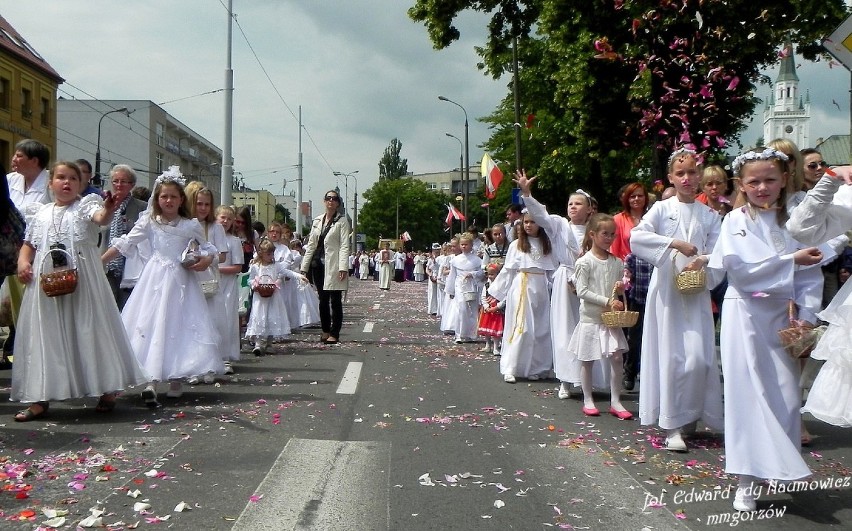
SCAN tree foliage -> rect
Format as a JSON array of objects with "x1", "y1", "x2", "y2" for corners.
[
  {"x1": 378, "y1": 138, "x2": 409, "y2": 181},
  {"x1": 359, "y1": 177, "x2": 451, "y2": 250},
  {"x1": 410, "y1": 0, "x2": 847, "y2": 212}
]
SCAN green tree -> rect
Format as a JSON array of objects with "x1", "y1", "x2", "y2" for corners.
[
  {"x1": 410, "y1": 0, "x2": 847, "y2": 211},
  {"x1": 274, "y1": 203, "x2": 292, "y2": 226},
  {"x1": 359, "y1": 178, "x2": 451, "y2": 250},
  {"x1": 378, "y1": 138, "x2": 409, "y2": 181}
]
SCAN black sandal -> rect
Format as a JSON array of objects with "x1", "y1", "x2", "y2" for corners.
[
  {"x1": 95, "y1": 394, "x2": 117, "y2": 413},
  {"x1": 14, "y1": 402, "x2": 49, "y2": 422}
]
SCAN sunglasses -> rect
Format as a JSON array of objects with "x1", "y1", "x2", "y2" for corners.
[
  {"x1": 324, "y1": 195, "x2": 340, "y2": 202},
  {"x1": 807, "y1": 161, "x2": 828, "y2": 170}
]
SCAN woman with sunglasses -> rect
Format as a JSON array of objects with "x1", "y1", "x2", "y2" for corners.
[{"x1": 301, "y1": 190, "x2": 350, "y2": 344}]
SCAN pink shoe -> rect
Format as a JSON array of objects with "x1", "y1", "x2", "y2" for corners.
[
  {"x1": 609, "y1": 407, "x2": 633, "y2": 420},
  {"x1": 582, "y1": 406, "x2": 600, "y2": 417}
]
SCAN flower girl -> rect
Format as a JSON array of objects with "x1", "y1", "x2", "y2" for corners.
[{"x1": 102, "y1": 166, "x2": 223, "y2": 406}]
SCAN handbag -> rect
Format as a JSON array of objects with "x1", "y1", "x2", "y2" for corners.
[
  {"x1": 777, "y1": 300, "x2": 825, "y2": 359},
  {"x1": 180, "y1": 238, "x2": 202, "y2": 269},
  {"x1": 200, "y1": 264, "x2": 220, "y2": 298},
  {"x1": 0, "y1": 205, "x2": 25, "y2": 277}
]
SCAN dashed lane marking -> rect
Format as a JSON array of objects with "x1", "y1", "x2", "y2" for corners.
[{"x1": 336, "y1": 361, "x2": 363, "y2": 395}]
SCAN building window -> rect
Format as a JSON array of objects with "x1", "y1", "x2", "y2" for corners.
[
  {"x1": 21, "y1": 88, "x2": 31, "y2": 119},
  {"x1": 156, "y1": 152, "x2": 164, "y2": 173},
  {"x1": 40, "y1": 97, "x2": 49, "y2": 127},
  {"x1": 156, "y1": 123, "x2": 164, "y2": 146},
  {"x1": 440, "y1": 182, "x2": 450, "y2": 191},
  {"x1": 0, "y1": 78, "x2": 9, "y2": 110},
  {"x1": 427, "y1": 182, "x2": 437, "y2": 190}
]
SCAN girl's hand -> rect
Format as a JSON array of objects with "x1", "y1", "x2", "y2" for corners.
[
  {"x1": 824, "y1": 165, "x2": 852, "y2": 185},
  {"x1": 683, "y1": 256, "x2": 707, "y2": 272},
  {"x1": 513, "y1": 169, "x2": 536, "y2": 196},
  {"x1": 794, "y1": 247, "x2": 823, "y2": 266},
  {"x1": 299, "y1": 274, "x2": 309, "y2": 283},
  {"x1": 102, "y1": 189, "x2": 127, "y2": 211},
  {"x1": 610, "y1": 299, "x2": 625, "y2": 311},
  {"x1": 17, "y1": 262, "x2": 33, "y2": 284},
  {"x1": 190, "y1": 255, "x2": 214, "y2": 271},
  {"x1": 614, "y1": 280, "x2": 624, "y2": 295},
  {"x1": 671, "y1": 240, "x2": 698, "y2": 257}
]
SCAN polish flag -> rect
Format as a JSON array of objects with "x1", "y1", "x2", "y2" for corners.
[
  {"x1": 401, "y1": 231, "x2": 412, "y2": 242},
  {"x1": 481, "y1": 153, "x2": 504, "y2": 200}
]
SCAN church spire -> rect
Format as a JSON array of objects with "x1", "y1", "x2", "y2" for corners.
[{"x1": 776, "y1": 40, "x2": 799, "y2": 83}]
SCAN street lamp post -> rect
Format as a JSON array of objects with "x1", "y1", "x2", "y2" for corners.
[
  {"x1": 439, "y1": 95, "x2": 469, "y2": 229},
  {"x1": 333, "y1": 170, "x2": 359, "y2": 252},
  {"x1": 95, "y1": 107, "x2": 130, "y2": 182},
  {"x1": 444, "y1": 132, "x2": 463, "y2": 211}
]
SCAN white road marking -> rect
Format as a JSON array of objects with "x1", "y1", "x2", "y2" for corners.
[
  {"x1": 232, "y1": 438, "x2": 390, "y2": 530},
  {"x1": 336, "y1": 361, "x2": 363, "y2": 395},
  {"x1": 363, "y1": 322, "x2": 374, "y2": 333},
  {"x1": 372, "y1": 303, "x2": 381, "y2": 309}
]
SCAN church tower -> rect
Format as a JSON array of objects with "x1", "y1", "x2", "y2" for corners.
[{"x1": 763, "y1": 41, "x2": 811, "y2": 148}]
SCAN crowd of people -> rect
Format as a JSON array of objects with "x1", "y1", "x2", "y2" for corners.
[
  {"x1": 3, "y1": 137, "x2": 852, "y2": 514},
  {"x1": 419, "y1": 144, "x2": 852, "y2": 513},
  {"x1": 0, "y1": 139, "x2": 340, "y2": 415}
]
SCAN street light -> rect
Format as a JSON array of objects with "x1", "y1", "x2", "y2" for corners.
[
  {"x1": 333, "y1": 170, "x2": 359, "y2": 252},
  {"x1": 438, "y1": 95, "x2": 469, "y2": 229},
  {"x1": 95, "y1": 107, "x2": 132, "y2": 182},
  {"x1": 445, "y1": 132, "x2": 463, "y2": 200}
]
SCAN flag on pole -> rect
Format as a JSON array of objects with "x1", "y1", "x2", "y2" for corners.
[
  {"x1": 401, "y1": 231, "x2": 412, "y2": 242},
  {"x1": 445, "y1": 203, "x2": 466, "y2": 225},
  {"x1": 481, "y1": 153, "x2": 504, "y2": 200}
]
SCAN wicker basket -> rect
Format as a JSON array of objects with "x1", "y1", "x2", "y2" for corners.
[
  {"x1": 254, "y1": 274, "x2": 276, "y2": 298},
  {"x1": 673, "y1": 252, "x2": 706, "y2": 295},
  {"x1": 778, "y1": 300, "x2": 824, "y2": 359},
  {"x1": 601, "y1": 285, "x2": 639, "y2": 328},
  {"x1": 40, "y1": 248, "x2": 78, "y2": 297}
]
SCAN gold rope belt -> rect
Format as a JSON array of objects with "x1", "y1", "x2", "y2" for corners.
[{"x1": 506, "y1": 271, "x2": 544, "y2": 344}]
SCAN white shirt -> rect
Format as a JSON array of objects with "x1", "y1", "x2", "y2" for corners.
[{"x1": 8, "y1": 169, "x2": 50, "y2": 208}]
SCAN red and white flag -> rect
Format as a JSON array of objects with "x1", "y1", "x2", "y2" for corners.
[
  {"x1": 401, "y1": 231, "x2": 412, "y2": 242},
  {"x1": 481, "y1": 153, "x2": 504, "y2": 200},
  {"x1": 445, "y1": 203, "x2": 465, "y2": 225}
]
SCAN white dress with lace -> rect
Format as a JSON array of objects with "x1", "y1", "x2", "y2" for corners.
[{"x1": 12, "y1": 196, "x2": 149, "y2": 403}]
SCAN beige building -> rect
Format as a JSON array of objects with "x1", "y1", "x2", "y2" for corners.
[
  {"x1": 0, "y1": 15, "x2": 63, "y2": 166},
  {"x1": 233, "y1": 188, "x2": 277, "y2": 228},
  {"x1": 408, "y1": 165, "x2": 479, "y2": 196}
]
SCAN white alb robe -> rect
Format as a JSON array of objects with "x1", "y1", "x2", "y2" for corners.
[{"x1": 630, "y1": 197, "x2": 724, "y2": 431}]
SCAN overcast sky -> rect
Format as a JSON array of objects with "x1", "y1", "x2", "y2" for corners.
[{"x1": 3, "y1": 1, "x2": 851, "y2": 204}]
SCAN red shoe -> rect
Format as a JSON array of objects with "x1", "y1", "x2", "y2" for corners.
[
  {"x1": 609, "y1": 407, "x2": 633, "y2": 420},
  {"x1": 582, "y1": 406, "x2": 600, "y2": 417}
]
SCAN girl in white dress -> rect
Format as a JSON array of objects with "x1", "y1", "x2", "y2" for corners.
[
  {"x1": 268, "y1": 222, "x2": 301, "y2": 329},
  {"x1": 489, "y1": 213, "x2": 557, "y2": 383},
  {"x1": 568, "y1": 214, "x2": 631, "y2": 418},
  {"x1": 631, "y1": 147, "x2": 724, "y2": 452},
  {"x1": 439, "y1": 238, "x2": 460, "y2": 333},
  {"x1": 445, "y1": 233, "x2": 483, "y2": 343},
  {"x1": 516, "y1": 171, "x2": 593, "y2": 399},
  {"x1": 102, "y1": 167, "x2": 224, "y2": 405},
  {"x1": 12, "y1": 162, "x2": 148, "y2": 421},
  {"x1": 709, "y1": 147, "x2": 824, "y2": 512},
  {"x1": 359, "y1": 252, "x2": 370, "y2": 280},
  {"x1": 185, "y1": 183, "x2": 227, "y2": 385},
  {"x1": 214, "y1": 206, "x2": 245, "y2": 374},
  {"x1": 246, "y1": 238, "x2": 307, "y2": 354},
  {"x1": 788, "y1": 164, "x2": 852, "y2": 427},
  {"x1": 290, "y1": 238, "x2": 321, "y2": 327}
]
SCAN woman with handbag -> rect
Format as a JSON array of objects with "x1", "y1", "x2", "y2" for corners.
[{"x1": 300, "y1": 190, "x2": 350, "y2": 344}]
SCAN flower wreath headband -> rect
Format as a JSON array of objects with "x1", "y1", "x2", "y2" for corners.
[
  {"x1": 731, "y1": 148, "x2": 788, "y2": 176},
  {"x1": 154, "y1": 165, "x2": 186, "y2": 187},
  {"x1": 667, "y1": 146, "x2": 699, "y2": 168}
]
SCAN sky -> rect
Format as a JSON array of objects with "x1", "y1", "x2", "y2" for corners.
[{"x1": 2, "y1": 2, "x2": 851, "y2": 205}]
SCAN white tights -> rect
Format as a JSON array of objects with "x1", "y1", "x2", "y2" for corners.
[{"x1": 580, "y1": 352, "x2": 626, "y2": 411}]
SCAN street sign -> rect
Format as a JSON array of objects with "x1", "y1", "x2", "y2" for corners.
[{"x1": 824, "y1": 15, "x2": 852, "y2": 71}]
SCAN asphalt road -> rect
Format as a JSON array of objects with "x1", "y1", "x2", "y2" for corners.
[{"x1": 0, "y1": 279, "x2": 850, "y2": 530}]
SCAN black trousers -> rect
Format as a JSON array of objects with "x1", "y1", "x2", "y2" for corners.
[
  {"x1": 623, "y1": 300, "x2": 645, "y2": 381},
  {"x1": 309, "y1": 262, "x2": 343, "y2": 338}
]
